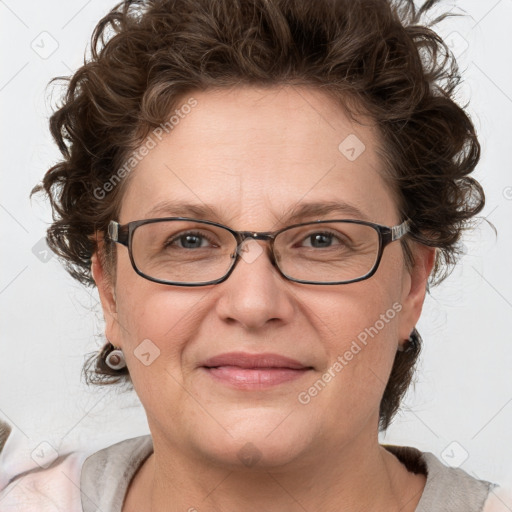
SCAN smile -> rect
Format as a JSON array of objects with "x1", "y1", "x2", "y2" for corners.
[{"x1": 200, "y1": 352, "x2": 313, "y2": 389}]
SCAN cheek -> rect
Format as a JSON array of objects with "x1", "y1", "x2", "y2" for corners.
[
  {"x1": 113, "y1": 270, "x2": 206, "y2": 380},
  {"x1": 311, "y1": 269, "x2": 402, "y2": 354},
  {"x1": 296, "y1": 277, "x2": 403, "y2": 421}
]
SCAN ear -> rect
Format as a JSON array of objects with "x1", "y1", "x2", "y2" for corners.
[
  {"x1": 91, "y1": 236, "x2": 121, "y2": 346},
  {"x1": 398, "y1": 244, "x2": 436, "y2": 343}
]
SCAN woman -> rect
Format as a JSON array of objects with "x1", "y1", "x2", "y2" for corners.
[{"x1": 0, "y1": 0, "x2": 506, "y2": 510}]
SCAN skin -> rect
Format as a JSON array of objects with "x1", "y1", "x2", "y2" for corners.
[{"x1": 92, "y1": 85, "x2": 436, "y2": 512}]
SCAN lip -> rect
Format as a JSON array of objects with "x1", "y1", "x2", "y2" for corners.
[
  {"x1": 200, "y1": 352, "x2": 313, "y2": 390},
  {"x1": 201, "y1": 352, "x2": 310, "y2": 369}
]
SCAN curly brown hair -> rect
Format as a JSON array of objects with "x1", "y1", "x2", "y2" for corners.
[{"x1": 32, "y1": 0, "x2": 485, "y2": 430}]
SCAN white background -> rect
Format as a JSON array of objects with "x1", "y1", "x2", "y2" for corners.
[{"x1": 0, "y1": 0, "x2": 511, "y2": 493}]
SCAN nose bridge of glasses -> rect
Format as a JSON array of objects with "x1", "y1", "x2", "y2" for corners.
[
  {"x1": 233, "y1": 231, "x2": 279, "y2": 268},
  {"x1": 236, "y1": 231, "x2": 277, "y2": 260},
  {"x1": 237, "y1": 230, "x2": 275, "y2": 243}
]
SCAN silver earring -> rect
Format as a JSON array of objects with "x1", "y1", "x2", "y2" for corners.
[{"x1": 105, "y1": 348, "x2": 127, "y2": 370}]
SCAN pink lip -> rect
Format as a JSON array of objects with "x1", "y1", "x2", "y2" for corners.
[
  {"x1": 200, "y1": 352, "x2": 313, "y2": 390},
  {"x1": 201, "y1": 352, "x2": 309, "y2": 369}
]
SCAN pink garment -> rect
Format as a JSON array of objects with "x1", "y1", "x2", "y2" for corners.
[
  {"x1": 0, "y1": 452, "x2": 86, "y2": 512},
  {"x1": 0, "y1": 428, "x2": 93, "y2": 512},
  {"x1": 482, "y1": 486, "x2": 512, "y2": 512}
]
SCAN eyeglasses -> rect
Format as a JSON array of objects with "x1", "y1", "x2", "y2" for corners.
[{"x1": 108, "y1": 217, "x2": 410, "y2": 286}]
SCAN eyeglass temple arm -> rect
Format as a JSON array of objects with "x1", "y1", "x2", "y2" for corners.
[
  {"x1": 107, "y1": 220, "x2": 130, "y2": 246},
  {"x1": 107, "y1": 220, "x2": 119, "y2": 241},
  {"x1": 391, "y1": 219, "x2": 411, "y2": 241}
]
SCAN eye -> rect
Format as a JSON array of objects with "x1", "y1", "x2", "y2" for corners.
[
  {"x1": 299, "y1": 231, "x2": 347, "y2": 249},
  {"x1": 165, "y1": 230, "x2": 218, "y2": 249}
]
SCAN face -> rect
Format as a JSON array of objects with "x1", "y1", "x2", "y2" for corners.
[{"x1": 93, "y1": 86, "x2": 433, "y2": 468}]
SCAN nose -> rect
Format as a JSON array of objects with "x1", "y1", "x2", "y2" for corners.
[{"x1": 214, "y1": 238, "x2": 295, "y2": 330}]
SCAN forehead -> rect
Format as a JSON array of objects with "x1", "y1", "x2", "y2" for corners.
[{"x1": 120, "y1": 86, "x2": 398, "y2": 228}]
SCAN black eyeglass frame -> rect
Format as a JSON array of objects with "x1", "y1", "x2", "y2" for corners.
[{"x1": 108, "y1": 217, "x2": 411, "y2": 287}]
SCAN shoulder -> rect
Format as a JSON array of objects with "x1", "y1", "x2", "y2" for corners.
[
  {"x1": 0, "y1": 451, "x2": 87, "y2": 512},
  {"x1": 80, "y1": 435, "x2": 153, "y2": 512},
  {"x1": 482, "y1": 484, "x2": 512, "y2": 512},
  {"x1": 0, "y1": 432, "x2": 152, "y2": 512},
  {"x1": 0, "y1": 425, "x2": 92, "y2": 512},
  {"x1": 384, "y1": 444, "x2": 497, "y2": 512}
]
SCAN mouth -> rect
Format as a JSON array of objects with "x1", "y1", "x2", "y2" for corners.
[{"x1": 200, "y1": 352, "x2": 313, "y2": 389}]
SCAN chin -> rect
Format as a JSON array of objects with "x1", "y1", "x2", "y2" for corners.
[{"x1": 186, "y1": 409, "x2": 317, "y2": 469}]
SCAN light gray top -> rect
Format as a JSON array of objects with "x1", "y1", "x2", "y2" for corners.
[{"x1": 80, "y1": 435, "x2": 494, "y2": 512}]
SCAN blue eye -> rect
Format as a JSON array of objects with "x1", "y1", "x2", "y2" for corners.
[{"x1": 165, "y1": 231, "x2": 217, "y2": 249}]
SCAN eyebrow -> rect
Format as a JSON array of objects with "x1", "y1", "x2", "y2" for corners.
[
  {"x1": 282, "y1": 201, "x2": 370, "y2": 223},
  {"x1": 143, "y1": 200, "x2": 371, "y2": 225}
]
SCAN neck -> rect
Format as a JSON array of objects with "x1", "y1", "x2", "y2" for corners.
[{"x1": 125, "y1": 425, "x2": 425, "y2": 512}]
